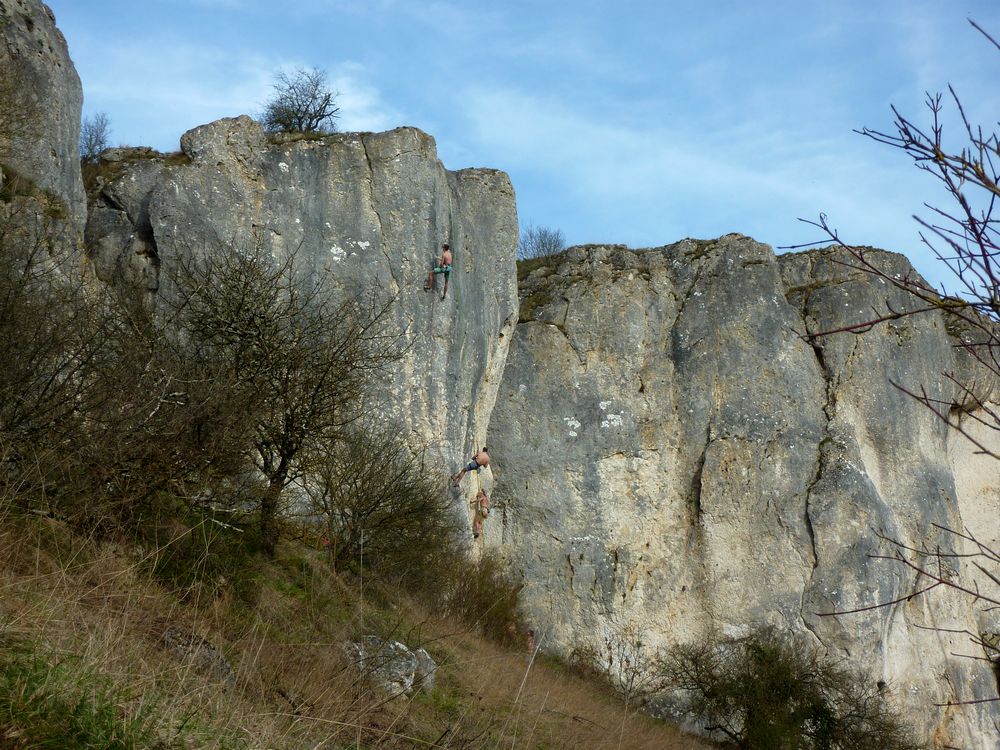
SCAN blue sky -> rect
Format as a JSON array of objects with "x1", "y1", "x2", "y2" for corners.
[{"x1": 47, "y1": 0, "x2": 1000, "y2": 289}]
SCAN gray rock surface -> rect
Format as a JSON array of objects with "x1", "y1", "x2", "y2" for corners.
[
  {"x1": 342, "y1": 636, "x2": 437, "y2": 696},
  {"x1": 413, "y1": 647, "x2": 437, "y2": 692},
  {"x1": 162, "y1": 626, "x2": 236, "y2": 686},
  {"x1": 0, "y1": 0, "x2": 85, "y2": 233},
  {"x1": 86, "y1": 116, "x2": 519, "y2": 508},
  {"x1": 488, "y1": 236, "x2": 1000, "y2": 747}
]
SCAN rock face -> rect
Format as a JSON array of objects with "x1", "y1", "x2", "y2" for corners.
[
  {"x1": 17, "y1": 0, "x2": 995, "y2": 735},
  {"x1": 86, "y1": 117, "x2": 519, "y2": 493},
  {"x1": 488, "y1": 236, "x2": 1000, "y2": 746},
  {"x1": 342, "y1": 636, "x2": 437, "y2": 695},
  {"x1": 0, "y1": 0, "x2": 85, "y2": 233}
]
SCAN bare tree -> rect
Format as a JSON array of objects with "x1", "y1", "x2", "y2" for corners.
[
  {"x1": 170, "y1": 241, "x2": 400, "y2": 556},
  {"x1": 80, "y1": 112, "x2": 111, "y2": 164},
  {"x1": 792, "y1": 20, "x2": 1000, "y2": 707},
  {"x1": 518, "y1": 224, "x2": 566, "y2": 260},
  {"x1": 303, "y1": 419, "x2": 458, "y2": 582},
  {"x1": 0, "y1": 199, "x2": 103, "y2": 486},
  {"x1": 0, "y1": 192, "x2": 251, "y2": 526},
  {"x1": 261, "y1": 67, "x2": 340, "y2": 134},
  {"x1": 798, "y1": 21, "x2": 1000, "y2": 430}
]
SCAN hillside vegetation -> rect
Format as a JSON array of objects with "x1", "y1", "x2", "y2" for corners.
[{"x1": 0, "y1": 511, "x2": 712, "y2": 749}]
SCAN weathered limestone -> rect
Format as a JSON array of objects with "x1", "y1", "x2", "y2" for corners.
[
  {"x1": 0, "y1": 0, "x2": 85, "y2": 233},
  {"x1": 342, "y1": 636, "x2": 438, "y2": 695},
  {"x1": 13, "y1": 0, "x2": 999, "y2": 738},
  {"x1": 488, "y1": 236, "x2": 1000, "y2": 746},
  {"x1": 85, "y1": 116, "x2": 519, "y2": 488}
]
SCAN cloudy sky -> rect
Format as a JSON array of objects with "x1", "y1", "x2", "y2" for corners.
[{"x1": 46, "y1": 0, "x2": 1000, "y2": 288}]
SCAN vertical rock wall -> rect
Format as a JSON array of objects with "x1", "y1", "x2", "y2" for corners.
[
  {"x1": 10, "y1": 2, "x2": 999, "y2": 740},
  {"x1": 488, "y1": 236, "x2": 1000, "y2": 746},
  {"x1": 86, "y1": 117, "x2": 519, "y2": 500},
  {"x1": 0, "y1": 0, "x2": 85, "y2": 233}
]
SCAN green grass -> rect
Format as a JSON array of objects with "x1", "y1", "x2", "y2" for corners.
[{"x1": 0, "y1": 641, "x2": 162, "y2": 749}]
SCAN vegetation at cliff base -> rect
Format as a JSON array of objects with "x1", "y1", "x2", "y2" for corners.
[{"x1": 661, "y1": 630, "x2": 924, "y2": 750}]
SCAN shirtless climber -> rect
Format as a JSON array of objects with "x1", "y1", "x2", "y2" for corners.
[
  {"x1": 471, "y1": 488, "x2": 491, "y2": 538},
  {"x1": 451, "y1": 447, "x2": 490, "y2": 486},
  {"x1": 424, "y1": 243, "x2": 453, "y2": 300}
]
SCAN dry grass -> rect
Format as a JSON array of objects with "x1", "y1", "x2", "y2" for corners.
[{"x1": 0, "y1": 513, "x2": 715, "y2": 749}]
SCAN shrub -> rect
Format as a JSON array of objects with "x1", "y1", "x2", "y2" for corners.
[
  {"x1": 518, "y1": 224, "x2": 566, "y2": 260},
  {"x1": 0, "y1": 196, "x2": 112, "y2": 516},
  {"x1": 169, "y1": 240, "x2": 400, "y2": 556},
  {"x1": 0, "y1": 192, "x2": 257, "y2": 529},
  {"x1": 444, "y1": 552, "x2": 523, "y2": 645},
  {"x1": 138, "y1": 499, "x2": 261, "y2": 603},
  {"x1": 660, "y1": 629, "x2": 924, "y2": 750},
  {"x1": 304, "y1": 420, "x2": 461, "y2": 591}
]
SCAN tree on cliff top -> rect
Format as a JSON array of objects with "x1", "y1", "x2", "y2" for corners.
[
  {"x1": 261, "y1": 67, "x2": 340, "y2": 134},
  {"x1": 80, "y1": 112, "x2": 111, "y2": 164},
  {"x1": 518, "y1": 224, "x2": 566, "y2": 260}
]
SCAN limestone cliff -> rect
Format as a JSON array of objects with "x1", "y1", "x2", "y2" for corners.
[
  {"x1": 487, "y1": 236, "x2": 1000, "y2": 746},
  {"x1": 0, "y1": 0, "x2": 84, "y2": 233},
  {"x1": 85, "y1": 116, "x2": 519, "y2": 483},
  {"x1": 8, "y1": 2, "x2": 1000, "y2": 742}
]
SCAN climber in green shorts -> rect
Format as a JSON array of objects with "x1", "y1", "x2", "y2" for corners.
[{"x1": 424, "y1": 243, "x2": 453, "y2": 300}]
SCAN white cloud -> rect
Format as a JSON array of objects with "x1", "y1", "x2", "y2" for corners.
[{"x1": 328, "y1": 65, "x2": 400, "y2": 133}]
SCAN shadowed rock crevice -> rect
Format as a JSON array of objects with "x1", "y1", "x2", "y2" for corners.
[{"x1": 358, "y1": 133, "x2": 394, "y2": 285}]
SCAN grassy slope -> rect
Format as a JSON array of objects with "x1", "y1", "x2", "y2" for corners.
[{"x1": 0, "y1": 513, "x2": 714, "y2": 750}]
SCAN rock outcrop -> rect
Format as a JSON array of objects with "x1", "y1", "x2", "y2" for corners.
[
  {"x1": 0, "y1": 0, "x2": 85, "y2": 233},
  {"x1": 162, "y1": 626, "x2": 237, "y2": 686},
  {"x1": 342, "y1": 636, "x2": 437, "y2": 695},
  {"x1": 85, "y1": 117, "x2": 519, "y2": 490},
  {"x1": 10, "y1": 2, "x2": 999, "y2": 740},
  {"x1": 488, "y1": 236, "x2": 1000, "y2": 746}
]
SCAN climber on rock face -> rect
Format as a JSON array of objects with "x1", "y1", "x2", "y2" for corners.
[
  {"x1": 471, "y1": 488, "x2": 491, "y2": 538},
  {"x1": 424, "y1": 243, "x2": 452, "y2": 300},
  {"x1": 451, "y1": 447, "x2": 490, "y2": 486}
]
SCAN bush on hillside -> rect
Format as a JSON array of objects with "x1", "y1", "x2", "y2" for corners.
[
  {"x1": 167, "y1": 240, "x2": 401, "y2": 556},
  {"x1": 304, "y1": 419, "x2": 460, "y2": 591},
  {"x1": 444, "y1": 552, "x2": 524, "y2": 645},
  {"x1": 138, "y1": 497, "x2": 262, "y2": 603},
  {"x1": 660, "y1": 629, "x2": 925, "y2": 750}
]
